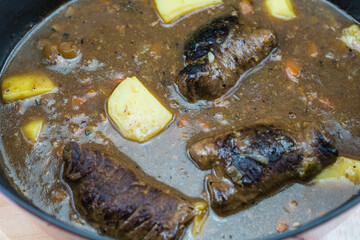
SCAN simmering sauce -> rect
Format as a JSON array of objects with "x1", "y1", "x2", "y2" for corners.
[{"x1": 1, "y1": 0, "x2": 360, "y2": 239}]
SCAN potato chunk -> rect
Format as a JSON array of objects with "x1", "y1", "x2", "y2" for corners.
[
  {"x1": 192, "y1": 201, "x2": 208, "y2": 236},
  {"x1": 22, "y1": 119, "x2": 44, "y2": 143},
  {"x1": 107, "y1": 76, "x2": 173, "y2": 143},
  {"x1": 265, "y1": 0, "x2": 296, "y2": 20},
  {"x1": 155, "y1": 0, "x2": 222, "y2": 24},
  {"x1": 1, "y1": 73, "x2": 56, "y2": 102},
  {"x1": 340, "y1": 24, "x2": 360, "y2": 53},
  {"x1": 316, "y1": 156, "x2": 360, "y2": 184}
]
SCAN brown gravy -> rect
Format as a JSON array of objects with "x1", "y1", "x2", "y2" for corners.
[{"x1": 1, "y1": 0, "x2": 360, "y2": 239}]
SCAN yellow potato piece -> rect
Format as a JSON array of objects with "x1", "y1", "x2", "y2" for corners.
[
  {"x1": 192, "y1": 201, "x2": 208, "y2": 237},
  {"x1": 107, "y1": 76, "x2": 173, "y2": 143},
  {"x1": 154, "y1": 0, "x2": 222, "y2": 24},
  {"x1": 316, "y1": 156, "x2": 360, "y2": 184},
  {"x1": 340, "y1": 24, "x2": 360, "y2": 53},
  {"x1": 1, "y1": 73, "x2": 57, "y2": 102},
  {"x1": 265, "y1": 0, "x2": 296, "y2": 20},
  {"x1": 22, "y1": 119, "x2": 44, "y2": 144}
]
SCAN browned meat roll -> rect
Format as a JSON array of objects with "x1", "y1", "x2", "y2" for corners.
[
  {"x1": 176, "y1": 15, "x2": 277, "y2": 102},
  {"x1": 63, "y1": 142, "x2": 205, "y2": 240},
  {"x1": 188, "y1": 119, "x2": 338, "y2": 216}
]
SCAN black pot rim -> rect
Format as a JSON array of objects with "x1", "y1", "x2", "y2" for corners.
[
  {"x1": 1, "y1": 181, "x2": 360, "y2": 240},
  {"x1": 1, "y1": 0, "x2": 360, "y2": 239}
]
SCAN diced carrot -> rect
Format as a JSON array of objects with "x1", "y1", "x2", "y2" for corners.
[
  {"x1": 70, "y1": 124, "x2": 80, "y2": 134},
  {"x1": 276, "y1": 221, "x2": 288, "y2": 233},
  {"x1": 71, "y1": 96, "x2": 87, "y2": 107},
  {"x1": 51, "y1": 188, "x2": 68, "y2": 203},
  {"x1": 177, "y1": 115, "x2": 190, "y2": 128},
  {"x1": 214, "y1": 98, "x2": 222, "y2": 105},
  {"x1": 198, "y1": 120, "x2": 211, "y2": 132},
  {"x1": 87, "y1": 89, "x2": 97, "y2": 98},
  {"x1": 113, "y1": 78, "x2": 125, "y2": 85},
  {"x1": 214, "y1": 97, "x2": 230, "y2": 108},
  {"x1": 239, "y1": 0, "x2": 254, "y2": 15},
  {"x1": 69, "y1": 124, "x2": 83, "y2": 138},
  {"x1": 318, "y1": 96, "x2": 335, "y2": 109},
  {"x1": 285, "y1": 59, "x2": 300, "y2": 79},
  {"x1": 308, "y1": 42, "x2": 319, "y2": 58}
]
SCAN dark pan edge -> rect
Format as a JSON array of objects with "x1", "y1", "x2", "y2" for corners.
[
  {"x1": 0, "y1": 0, "x2": 359, "y2": 239},
  {"x1": 327, "y1": 0, "x2": 360, "y2": 22}
]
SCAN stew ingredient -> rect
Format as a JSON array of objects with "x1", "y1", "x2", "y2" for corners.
[{"x1": 0, "y1": 0, "x2": 360, "y2": 239}]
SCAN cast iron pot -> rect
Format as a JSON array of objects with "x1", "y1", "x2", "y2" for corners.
[{"x1": 0, "y1": 0, "x2": 359, "y2": 239}]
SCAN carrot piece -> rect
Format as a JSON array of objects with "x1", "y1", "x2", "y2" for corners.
[
  {"x1": 276, "y1": 221, "x2": 288, "y2": 233},
  {"x1": 239, "y1": 0, "x2": 254, "y2": 15},
  {"x1": 214, "y1": 98, "x2": 222, "y2": 106},
  {"x1": 214, "y1": 97, "x2": 230, "y2": 108},
  {"x1": 70, "y1": 124, "x2": 80, "y2": 134},
  {"x1": 87, "y1": 89, "x2": 97, "y2": 98},
  {"x1": 285, "y1": 59, "x2": 300, "y2": 79},
  {"x1": 113, "y1": 78, "x2": 125, "y2": 85},
  {"x1": 318, "y1": 97, "x2": 335, "y2": 109},
  {"x1": 71, "y1": 96, "x2": 87, "y2": 106},
  {"x1": 198, "y1": 119, "x2": 211, "y2": 132},
  {"x1": 51, "y1": 188, "x2": 68, "y2": 203},
  {"x1": 177, "y1": 115, "x2": 190, "y2": 128},
  {"x1": 308, "y1": 42, "x2": 319, "y2": 58}
]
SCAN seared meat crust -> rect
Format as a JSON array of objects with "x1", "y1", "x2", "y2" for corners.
[
  {"x1": 188, "y1": 119, "x2": 338, "y2": 216},
  {"x1": 63, "y1": 142, "x2": 200, "y2": 240},
  {"x1": 177, "y1": 15, "x2": 277, "y2": 102}
]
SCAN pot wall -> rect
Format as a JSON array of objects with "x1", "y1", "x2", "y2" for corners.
[{"x1": 0, "y1": 0, "x2": 359, "y2": 240}]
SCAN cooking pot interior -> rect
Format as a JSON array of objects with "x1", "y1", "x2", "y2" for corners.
[
  {"x1": 0, "y1": 0, "x2": 66, "y2": 198},
  {"x1": 330, "y1": 0, "x2": 360, "y2": 21},
  {"x1": 0, "y1": 0, "x2": 359, "y2": 239}
]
